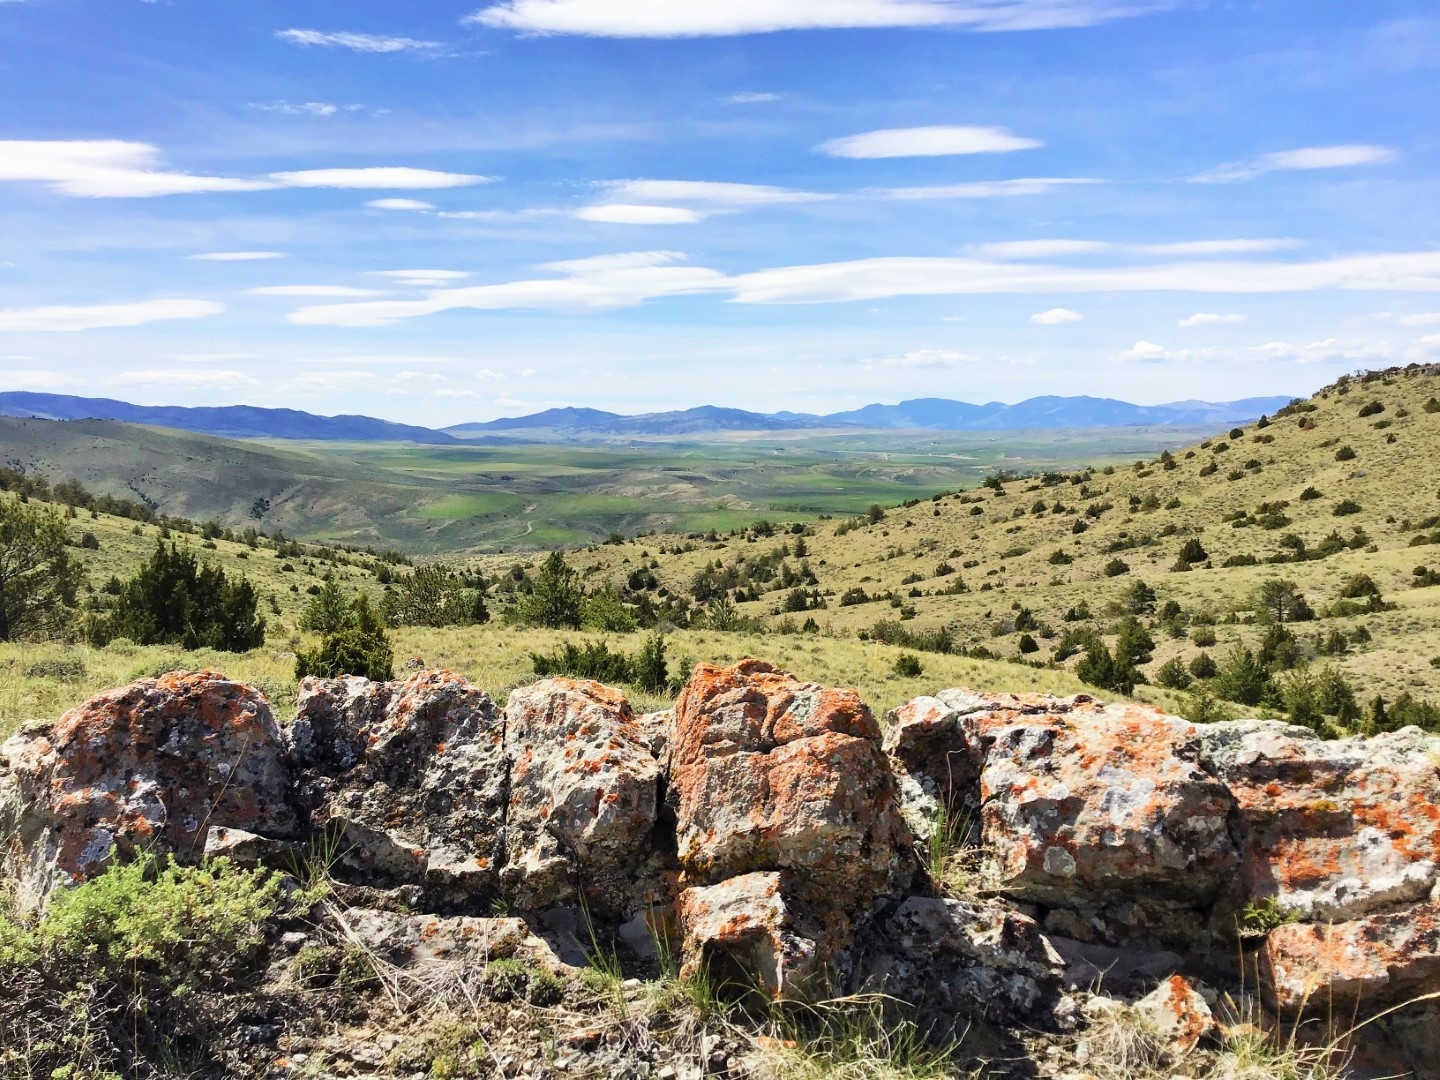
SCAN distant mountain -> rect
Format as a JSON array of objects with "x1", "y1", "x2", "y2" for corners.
[
  {"x1": 0, "y1": 392, "x2": 455, "y2": 444},
  {"x1": 447, "y1": 394, "x2": 1295, "y2": 438}
]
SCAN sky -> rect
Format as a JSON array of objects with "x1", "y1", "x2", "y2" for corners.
[{"x1": 1, "y1": 0, "x2": 1439, "y2": 424}]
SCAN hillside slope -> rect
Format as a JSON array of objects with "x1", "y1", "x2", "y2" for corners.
[{"x1": 560, "y1": 366, "x2": 1440, "y2": 709}]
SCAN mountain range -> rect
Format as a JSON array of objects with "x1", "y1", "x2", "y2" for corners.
[{"x1": 0, "y1": 391, "x2": 1294, "y2": 443}]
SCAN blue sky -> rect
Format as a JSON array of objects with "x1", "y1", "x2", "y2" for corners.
[{"x1": 1, "y1": 0, "x2": 1438, "y2": 423}]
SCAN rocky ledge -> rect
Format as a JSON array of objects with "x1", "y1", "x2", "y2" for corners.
[{"x1": 5, "y1": 662, "x2": 1440, "y2": 1074}]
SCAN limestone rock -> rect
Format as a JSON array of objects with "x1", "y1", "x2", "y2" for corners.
[
  {"x1": 285, "y1": 670, "x2": 507, "y2": 897},
  {"x1": 669, "y1": 659, "x2": 913, "y2": 910},
  {"x1": 501, "y1": 678, "x2": 662, "y2": 916},
  {"x1": 1133, "y1": 975, "x2": 1215, "y2": 1055},
  {"x1": 858, "y1": 895, "x2": 1062, "y2": 1023},
  {"x1": 338, "y1": 908, "x2": 535, "y2": 970},
  {"x1": 1200, "y1": 722, "x2": 1440, "y2": 923},
  {"x1": 1261, "y1": 901, "x2": 1440, "y2": 1012},
  {"x1": 0, "y1": 671, "x2": 297, "y2": 910},
  {"x1": 975, "y1": 698, "x2": 1238, "y2": 909},
  {"x1": 675, "y1": 872, "x2": 821, "y2": 998}
]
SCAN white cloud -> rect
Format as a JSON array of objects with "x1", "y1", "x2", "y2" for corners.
[
  {"x1": 291, "y1": 250, "x2": 726, "y2": 326},
  {"x1": 271, "y1": 167, "x2": 489, "y2": 189},
  {"x1": 190, "y1": 251, "x2": 287, "y2": 261},
  {"x1": 0, "y1": 140, "x2": 277, "y2": 198},
  {"x1": 576, "y1": 204, "x2": 705, "y2": 224},
  {"x1": 0, "y1": 299, "x2": 224, "y2": 332},
  {"x1": 1397, "y1": 312, "x2": 1440, "y2": 326},
  {"x1": 284, "y1": 371, "x2": 381, "y2": 393},
  {"x1": 602, "y1": 179, "x2": 832, "y2": 205},
  {"x1": 436, "y1": 388, "x2": 482, "y2": 399},
  {"x1": 820, "y1": 124, "x2": 1040, "y2": 158},
  {"x1": 1179, "y1": 312, "x2": 1246, "y2": 327},
  {"x1": 276, "y1": 29, "x2": 441, "y2": 52},
  {"x1": 725, "y1": 91, "x2": 780, "y2": 104},
  {"x1": 248, "y1": 285, "x2": 389, "y2": 297},
  {"x1": 110, "y1": 368, "x2": 258, "y2": 389},
  {"x1": 284, "y1": 247, "x2": 1440, "y2": 326},
  {"x1": 870, "y1": 348, "x2": 980, "y2": 368},
  {"x1": 878, "y1": 177, "x2": 1098, "y2": 199},
  {"x1": 372, "y1": 269, "x2": 472, "y2": 286},
  {"x1": 1193, "y1": 144, "x2": 1398, "y2": 184},
  {"x1": 974, "y1": 240, "x2": 1107, "y2": 259},
  {"x1": 367, "y1": 198, "x2": 436, "y2": 211},
  {"x1": 1118, "y1": 341, "x2": 1168, "y2": 361},
  {"x1": 465, "y1": 0, "x2": 1171, "y2": 37},
  {"x1": 1138, "y1": 238, "x2": 1299, "y2": 255},
  {"x1": 0, "y1": 369, "x2": 83, "y2": 390},
  {"x1": 1030, "y1": 307, "x2": 1084, "y2": 325}
]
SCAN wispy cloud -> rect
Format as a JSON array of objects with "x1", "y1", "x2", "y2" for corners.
[
  {"x1": 250, "y1": 101, "x2": 365, "y2": 117},
  {"x1": 1117, "y1": 336, "x2": 1439, "y2": 365},
  {"x1": 271, "y1": 167, "x2": 490, "y2": 189},
  {"x1": 1179, "y1": 312, "x2": 1246, "y2": 327},
  {"x1": 367, "y1": 198, "x2": 436, "y2": 211},
  {"x1": 190, "y1": 251, "x2": 286, "y2": 261},
  {"x1": 867, "y1": 348, "x2": 980, "y2": 368},
  {"x1": 1192, "y1": 144, "x2": 1398, "y2": 184},
  {"x1": 283, "y1": 248, "x2": 1440, "y2": 326},
  {"x1": 878, "y1": 178, "x2": 1098, "y2": 199},
  {"x1": 601, "y1": 179, "x2": 833, "y2": 205},
  {"x1": 0, "y1": 299, "x2": 224, "y2": 332},
  {"x1": 1030, "y1": 307, "x2": 1084, "y2": 324},
  {"x1": 725, "y1": 91, "x2": 780, "y2": 104},
  {"x1": 0, "y1": 369, "x2": 83, "y2": 390},
  {"x1": 820, "y1": 125, "x2": 1040, "y2": 158},
  {"x1": 576, "y1": 204, "x2": 705, "y2": 224},
  {"x1": 1396, "y1": 312, "x2": 1440, "y2": 327},
  {"x1": 974, "y1": 240, "x2": 1107, "y2": 259},
  {"x1": 0, "y1": 140, "x2": 278, "y2": 198},
  {"x1": 371, "y1": 269, "x2": 472, "y2": 286},
  {"x1": 248, "y1": 286, "x2": 388, "y2": 298},
  {"x1": 464, "y1": 0, "x2": 1173, "y2": 37},
  {"x1": 276, "y1": 29, "x2": 442, "y2": 53},
  {"x1": 110, "y1": 368, "x2": 258, "y2": 389}
]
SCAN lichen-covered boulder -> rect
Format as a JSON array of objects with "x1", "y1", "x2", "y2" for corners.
[
  {"x1": 675, "y1": 872, "x2": 821, "y2": 998},
  {"x1": 978, "y1": 699, "x2": 1238, "y2": 909},
  {"x1": 501, "y1": 679, "x2": 663, "y2": 916},
  {"x1": 0, "y1": 671, "x2": 297, "y2": 911},
  {"x1": 1200, "y1": 722, "x2": 1440, "y2": 923},
  {"x1": 285, "y1": 670, "x2": 507, "y2": 897},
  {"x1": 1200, "y1": 722, "x2": 1440, "y2": 1010},
  {"x1": 669, "y1": 659, "x2": 913, "y2": 910},
  {"x1": 857, "y1": 896, "x2": 1063, "y2": 1023},
  {"x1": 1133, "y1": 975, "x2": 1215, "y2": 1055}
]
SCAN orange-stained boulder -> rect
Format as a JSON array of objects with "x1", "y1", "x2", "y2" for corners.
[
  {"x1": 0, "y1": 671, "x2": 297, "y2": 910},
  {"x1": 978, "y1": 698, "x2": 1238, "y2": 911},
  {"x1": 287, "y1": 670, "x2": 508, "y2": 895},
  {"x1": 1261, "y1": 902, "x2": 1440, "y2": 1011},
  {"x1": 1133, "y1": 975, "x2": 1216, "y2": 1055},
  {"x1": 669, "y1": 659, "x2": 913, "y2": 910},
  {"x1": 1199, "y1": 721, "x2": 1440, "y2": 923},
  {"x1": 675, "y1": 871, "x2": 822, "y2": 998},
  {"x1": 501, "y1": 679, "x2": 662, "y2": 916}
]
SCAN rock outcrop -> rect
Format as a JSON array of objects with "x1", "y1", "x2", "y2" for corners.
[
  {"x1": 0, "y1": 671, "x2": 297, "y2": 911},
  {"x1": 7, "y1": 663, "x2": 1440, "y2": 1033}
]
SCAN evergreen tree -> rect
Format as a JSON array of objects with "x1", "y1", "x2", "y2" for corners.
[{"x1": 0, "y1": 495, "x2": 82, "y2": 641}]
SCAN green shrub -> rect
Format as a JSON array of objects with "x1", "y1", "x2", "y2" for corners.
[
  {"x1": 1076, "y1": 640, "x2": 1140, "y2": 695},
  {"x1": 893, "y1": 653, "x2": 924, "y2": 677},
  {"x1": 0, "y1": 856, "x2": 282, "y2": 1076},
  {"x1": 514, "y1": 552, "x2": 585, "y2": 629},
  {"x1": 1188, "y1": 651, "x2": 1219, "y2": 679},
  {"x1": 1192, "y1": 626, "x2": 1218, "y2": 647},
  {"x1": 1335, "y1": 445, "x2": 1357, "y2": 462},
  {"x1": 384, "y1": 564, "x2": 488, "y2": 628},
  {"x1": 1357, "y1": 400, "x2": 1385, "y2": 418},
  {"x1": 1214, "y1": 645, "x2": 1272, "y2": 706},
  {"x1": 1332, "y1": 499, "x2": 1362, "y2": 517},
  {"x1": 295, "y1": 625, "x2": 395, "y2": 682},
  {"x1": 1102, "y1": 558, "x2": 1130, "y2": 578},
  {"x1": 1017, "y1": 634, "x2": 1039, "y2": 655},
  {"x1": 1299, "y1": 486, "x2": 1322, "y2": 501},
  {"x1": 1176, "y1": 537, "x2": 1208, "y2": 564},
  {"x1": 530, "y1": 632, "x2": 676, "y2": 693},
  {"x1": 1155, "y1": 657, "x2": 1192, "y2": 691},
  {"x1": 1425, "y1": 397, "x2": 1440, "y2": 414}
]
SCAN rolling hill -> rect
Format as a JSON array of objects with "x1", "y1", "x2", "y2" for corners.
[{"x1": 553, "y1": 365, "x2": 1440, "y2": 712}]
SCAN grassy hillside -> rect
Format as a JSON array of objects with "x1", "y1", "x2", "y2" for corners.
[
  {"x1": 1, "y1": 415, "x2": 1211, "y2": 552},
  {"x1": 549, "y1": 365, "x2": 1440, "y2": 711}
]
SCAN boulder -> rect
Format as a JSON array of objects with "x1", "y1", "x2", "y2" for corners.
[
  {"x1": 0, "y1": 671, "x2": 297, "y2": 910},
  {"x1": 501, "y1": 679, "x2": 663, "y2": 916},
  {"x1": 976, "y1": 698, "x2": 1239, "y2": 913},
  {"x1": 857, "y1": 895, "x2": 1063, "y2": 1023},
  {"x1": 285, "y1": 670, "x2": 507, "y2": 897},
  {"x1": 669, "y1": 659, "x2": 913, "y2": 911},
  {"x1": 1132, "y1": 975, "x2": 1215, "y2": 1055},
  {"x1": 337, "y1": 908, "x2": 545, "y2": 971},
  {"x1": 675, "y1": 872, "x2": 821, "y2": 999},
  {"x1": 1200, "y1": 722, "x2": 1440, "y2": 923}
]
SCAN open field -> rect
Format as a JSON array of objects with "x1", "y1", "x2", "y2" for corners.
[{"x1": 1, "y1": 415, "x2": 1214, "y2": 552}]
